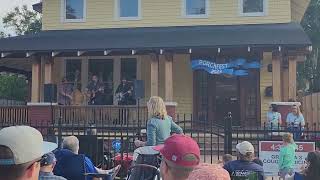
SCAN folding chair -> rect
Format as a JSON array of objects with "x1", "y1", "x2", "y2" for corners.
[{"x1": 127, "y1": 164, "x2": 160, "y2": 180}]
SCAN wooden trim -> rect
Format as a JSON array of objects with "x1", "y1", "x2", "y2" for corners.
[
  {"x1": 164, "y1": 53, "x2": 173, "y2": 101},
  {"x1": 288, "y1": 56, "x2": 298, "y2": 100},
  {"x1": 150, "y1": 54, "x2": 159, "y2": 96},
  {"x1": 31, "y1": 58, "x2": 41, "y2": 102},
  {"x1": 272, "y1": 53, "x2": 282, "y2": 101},
  {"x1": 44, "y1": 57, "x2": 54, "y2": 84}
]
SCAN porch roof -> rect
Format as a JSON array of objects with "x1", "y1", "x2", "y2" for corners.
[{"x1": 0, "y1": 23, "x2": 311, "y2": 54}]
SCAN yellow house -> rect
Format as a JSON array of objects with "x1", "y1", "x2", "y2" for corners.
[{"x1": 0, "y1": 0, "x2": 312, "y2": 126}]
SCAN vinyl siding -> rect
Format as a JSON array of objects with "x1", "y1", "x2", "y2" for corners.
[
  {"x1": 291, "y1": 0, "x2": 310, "y2": 22},
  {"x1": 42, "y1": 0, "x2": 291, "y2": 30}
]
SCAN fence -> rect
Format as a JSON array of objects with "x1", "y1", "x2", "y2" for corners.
[
  {"x1": 0, "y1": 110, "x2": 319, "y2": 179},
  {"x1": 302, "y1": 92, "x2": 320, "y2": 125}
]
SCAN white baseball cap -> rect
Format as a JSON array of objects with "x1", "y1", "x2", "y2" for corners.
[
  {"x1": 236, "y1": 141, "x2": 254, "y2": 155},
  {"x1": 0, "y1": 126, "x2": 58, "y2": 165}
]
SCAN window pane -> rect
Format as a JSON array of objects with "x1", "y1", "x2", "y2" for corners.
[
  {"x1": 89, "y1": 59, "x2": 114, "y2": 105},
  {"x1": 66, "y1": 0, "x2": 84, "y2": 19},
  {"x1": 243, "y1": 0, "x2": 264, "y2": 13},
  {"x1": 186, "y1": 0, "x2": 206, "y2": 15},
  {"x1": 121, "y1": 58, "x2": 137, "y2": 81},
  {"x1": 120, "y1": 0, "x2": 139, "y2": 17},
  {"x1": 66, "y1": 60, "x2": 81, "y2": 82}
]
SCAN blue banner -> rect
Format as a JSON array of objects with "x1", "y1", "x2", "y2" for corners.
[{"x1": 191, "y1": 59, "x2": 260, "y2": 76}]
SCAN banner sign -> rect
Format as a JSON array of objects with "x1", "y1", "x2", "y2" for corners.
[
  {"x1": 191, "y1": 59, "x2": 260, "y2": 76},
  {"x1": 259, "y1": 141, "x2": 315, "y2": 176}
]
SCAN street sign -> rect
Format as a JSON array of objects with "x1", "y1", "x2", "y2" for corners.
[{"x1": 259, "y1": 141, "x2": 315, "y2": 176}]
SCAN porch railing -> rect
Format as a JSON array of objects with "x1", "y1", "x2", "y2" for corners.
[
  {"x1": 0, "y1": 106, "x2": 29, "y2": 125},
  {"x1": 53, "y1": 105, "x2": 148, "y2": 126}
]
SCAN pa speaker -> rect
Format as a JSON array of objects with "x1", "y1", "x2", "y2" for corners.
[
  {"x1": 44, "y1": 83, "x2": 57, "y2": 103},
  {"x1": 134, "y1": 80, "x2": 144, "y2": 99}
]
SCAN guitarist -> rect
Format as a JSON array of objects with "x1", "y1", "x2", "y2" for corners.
[
  {"x1": 115, "y1": 77, "x2": 133, "y2": 105},
  {"x1": 85, "y1": 75, "x2": 104, "y2": 105}
]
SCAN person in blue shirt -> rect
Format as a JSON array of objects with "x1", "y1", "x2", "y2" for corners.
[
  {"x1": 134, "y1": 96, "x2": 183, "y2": 147},
  {"x1": 223, "y1": 141, "x2": 264, "y2": 180},
  {"x1": 286, "y1": 105, "x2": 305, "y2": 140},
  {"x1": 54, "y1": 136, "x2": 120, "y2": 180}
]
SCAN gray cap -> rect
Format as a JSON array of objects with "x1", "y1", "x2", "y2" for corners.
[{"x1": 0, "y1": 126, "x2": 58, "y2": 165}]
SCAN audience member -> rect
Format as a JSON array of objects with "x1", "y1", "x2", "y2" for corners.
[
  {"x1": 134, "y1": 96, "x2": 183, "y2": 147},
  {"x1": 223, "y1": 141, "x2": 264, "y2": 180},
  {"x1": 278, "y1": 133, "x2": 297, "y2": 179},
  {"x1": 0, "y1": 126, "x2": 57, "y2": 180},
  {"x1": 153, "y1": 134, "x2": 200, "y2": 180},
  {"x1": 187, "y1": 163, "x2": 230, "y2": 180},
  {"x1": 222, "y1": 154, "x2": 233, "y2": 165},
  {"x1": 39, "y1": 152, "x2": 66, "y2": 180},
  {"x1": 296, "y1": 151, "x2": 320, "y2": 180},
  {"x1": 252, "y1": 158, "x2": 263, "y2": 167},
  {"x1": 54, "y1": 136, "x2": 120, "y2": 180}
]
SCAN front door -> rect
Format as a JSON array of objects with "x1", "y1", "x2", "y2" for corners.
[{"x1": 193, "y1": 70, "x2": 259, "y2": 126}]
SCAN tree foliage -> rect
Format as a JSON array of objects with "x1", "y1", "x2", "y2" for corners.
[
  {"x1": 0, "y1": 74, "x2": 27, "y2": 101},
  {"x1": 2, "y1": 5, "x2": 41, "y2": 36},
  {"x1": 298, "y1": 0, "x2": 320, "y2": 93}
]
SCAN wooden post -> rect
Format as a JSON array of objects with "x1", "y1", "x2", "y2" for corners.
[
  {"x1": 150, "y1": 54, "x2": 159, "y2": 96},
  {"x1": 113, "y1": 57, "x2": 121, "y2": 105},
  {"x1": 44, "y1": 57, "x2": 54, "y2": 84},
  {"x1": 164, "y1": 53, "x2": 173, "y2": 101},
  {"x1": 31, "y1": 57, "x2": 41, "y2": 102},
  {"x1": 81, "y1": 58, "x2": 88, "y2": 92},
  {"x1": 288, "y1": 56, "x2": 298, "y2": 100},
  {"x1": 272, "y1": 53, "x2": 282, "y2": 101}
]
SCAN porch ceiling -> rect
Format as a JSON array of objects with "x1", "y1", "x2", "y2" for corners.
[{"x1": 0, "y1": 23, "x2": 311, "y2": 55}]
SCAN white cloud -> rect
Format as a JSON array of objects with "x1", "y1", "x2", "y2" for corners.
[{"x1": 0, "y1": 0, "x2": 40, "y2": 34}]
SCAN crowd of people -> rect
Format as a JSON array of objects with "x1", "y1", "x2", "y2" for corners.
[{"x1": 0, "y1": 96, "x2": 319, "y2": 180}]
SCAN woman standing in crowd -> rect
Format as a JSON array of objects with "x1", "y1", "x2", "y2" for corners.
[
  {"x1": 134, "y1": 96, "x2": 183, "y2": 147},
  {"x1": 286, "y1": 105, "x2": 305, "y2": 140},
  {"x1": 295, "y1": 151, "x2": 320, "y2": 180},
  {"x1": 266, "y1": 104, "x2": 282, "y2": 130},
  {"x1": 278, "y1": 133, "x2": 297, "y2": 180}
]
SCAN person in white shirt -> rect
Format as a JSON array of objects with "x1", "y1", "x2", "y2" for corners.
[
  {"x1": 266, "y1": 104, "x2": 282, "y2": 130},
  {"x1": 286, "y1": 105, "x2": 305, "y2": 140}
]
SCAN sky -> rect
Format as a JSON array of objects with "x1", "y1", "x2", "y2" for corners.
[{"x1": 0, "y1": 0, "x2": 39, "y2": 34}]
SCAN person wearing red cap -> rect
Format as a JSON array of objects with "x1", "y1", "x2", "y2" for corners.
[{"x1": 153, "y1": 134, "x2": 200, "y2": 180}]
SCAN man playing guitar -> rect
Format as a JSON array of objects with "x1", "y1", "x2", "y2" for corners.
[
  {"x1": 115, "y1": 77, "x2": 134, "y2": 105},
  {"x1": 85, "y1": 75, "x2": 104, "y2": 105}
]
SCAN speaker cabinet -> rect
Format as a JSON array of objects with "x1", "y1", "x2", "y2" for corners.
[
  {"x1": 44, "y1": 84, "x2": 57, "y2": 103},
  {"x1": 133, "y1": 80, "x2": 144, "y2": 99}
]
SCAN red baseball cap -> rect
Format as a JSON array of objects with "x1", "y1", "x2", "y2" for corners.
[{"x1": 153, "y1": 134, "x2": 200, "y2": 167}]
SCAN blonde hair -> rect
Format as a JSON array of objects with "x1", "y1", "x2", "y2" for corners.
[
  {"x1": 292, "y1": 105, "x2": 302, "y2": 116},
  {"x1": 147, "y1": 96, "x2": 167, "y2": 119},
  {"x1": 283, "y1": 133, "x2": 294, "y2": 144}
]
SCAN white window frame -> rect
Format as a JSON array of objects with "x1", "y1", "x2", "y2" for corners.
[
  {"x1": 239, "y1": 0, "x2": 267, "y2": 17},
  {"x1": 182, "y1": 0, "x2": 209, "y2": 18},
  {"x1": 115, "y1": 0, "x2": 142, "y2": 21},
  {"x1": 61, "y1": 0, "x2": 86, "y2": 23}
]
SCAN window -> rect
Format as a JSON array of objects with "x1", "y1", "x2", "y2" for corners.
[
  {"x1": 66, "y1": 59, "x2": 82, "y2": 87},
  {"x1": 240, "y1": 0, "x2": 266, "y2": 16},
  {"x1": 116, "y1": 0, "x2": 141, "y2": 20},
  {"x1": 62, "y1": 0, "x2": 86, "y2": 22},
  {"x1": 183, "y1": 0, "x2": 208, "y2": 18}
]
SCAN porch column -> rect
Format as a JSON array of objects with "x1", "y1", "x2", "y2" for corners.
[
  {"x1": 272, "y1": 53, "x2": 282, "y2": 101},
  {"x1": 81, "y1": 58, "x2": 88, "y2": 92},
  {"x1": 164, "y1": 53, "x2": 173, "y2": 101},
  {"x1": 44, "y1": 57, "x2": 53, "y2": 84},
  {"x1": 31, "y1": 57, "x2": 41, "y2": 102},
  {"x1": 150, "y1": 54, "x2": 159, "y2": 96},
  {"x1": 113, "y1": 57, "x2": 121, "y2": 105},
  {"x1": 288, "y1": 56, "x2": 298, "y2": 100}
]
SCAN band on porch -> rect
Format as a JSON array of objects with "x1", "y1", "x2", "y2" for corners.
[{"x1": 0, "y1": 23, "x2": 312, "y2": 127}]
